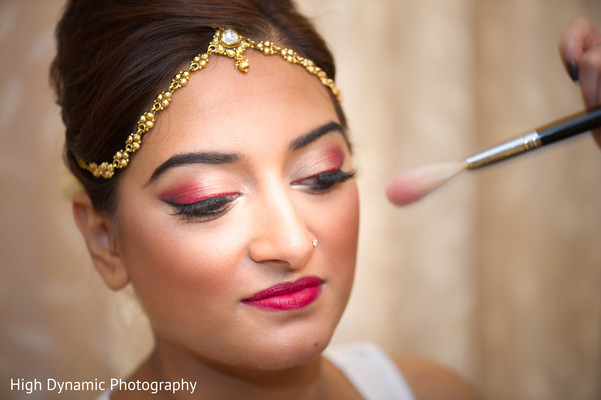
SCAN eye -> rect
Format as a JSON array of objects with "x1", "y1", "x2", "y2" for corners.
[
  {"x1": 293, "y1": 168, "x2": 356, "y2": 193},
  {"x1": 165, "y1": 193, "x2": 239, "y2": 221}
]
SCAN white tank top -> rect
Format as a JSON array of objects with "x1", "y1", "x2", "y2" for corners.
[{"x1": 325, "y1": 342, "x2": 415, "y2": 400}]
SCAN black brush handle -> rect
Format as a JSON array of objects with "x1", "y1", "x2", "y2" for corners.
[{"x1": 538, "y1": 107, "x2": 601, "y2": 145}]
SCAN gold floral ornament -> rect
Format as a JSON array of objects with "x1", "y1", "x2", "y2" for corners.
[{"x1": 76, "y1": 28, "x2": 342, "y2": 179}]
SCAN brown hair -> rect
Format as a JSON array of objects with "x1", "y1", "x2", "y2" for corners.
[{"x1": 51, "y1": 0, "x2": 345, "y2": 213}]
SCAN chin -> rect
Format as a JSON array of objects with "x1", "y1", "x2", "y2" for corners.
[
  {"x1": 237, "y1": 322, "x2": 338, "y2": 371},
  {"x1": 252, "y1": 341, "x2": 330, "y2": 371}
]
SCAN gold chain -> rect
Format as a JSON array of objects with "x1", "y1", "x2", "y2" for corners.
[{"x1": 76, "y1": 28, "x2": 341, "y2": 179}]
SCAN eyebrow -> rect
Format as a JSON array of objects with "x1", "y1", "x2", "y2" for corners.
[
  {"x1": 289, "y1": 121, "x2": 345, "y2": 151},
  {"x1": 146, "y1": 121, "x2": 345, "y2": 185},
  {"x1": 146, "y1": 152, "x2": 239, "y2": 185}
]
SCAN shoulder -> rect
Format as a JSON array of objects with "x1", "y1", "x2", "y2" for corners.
[{"x1": 392, "y1": 354, "x2": 480, "y2": 400}]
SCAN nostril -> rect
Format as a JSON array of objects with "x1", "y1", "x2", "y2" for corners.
[{"x1": 248, "y1": 233, "x2": 315, "y2": 269}]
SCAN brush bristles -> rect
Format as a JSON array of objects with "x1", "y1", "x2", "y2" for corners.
[{"x1": 386, "y1": 161, "x2": 467, "y2": 206}]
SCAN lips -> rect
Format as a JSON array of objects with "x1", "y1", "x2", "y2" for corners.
[{"x1": 241, "y1": 276, "x2": 323, "y2": 311}]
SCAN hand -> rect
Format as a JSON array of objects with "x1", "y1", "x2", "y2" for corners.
[{"x1": 559, "y1": 17, "x2": 601, "y2": 147}]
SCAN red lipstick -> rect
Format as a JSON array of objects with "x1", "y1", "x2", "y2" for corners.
[{"x1": 242, "y1": 276, "x2": 323, "y2": 311}]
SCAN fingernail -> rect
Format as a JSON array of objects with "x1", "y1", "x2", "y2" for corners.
[{"x1": 567, "y1": 61, "x2": 579, "y2": 83}]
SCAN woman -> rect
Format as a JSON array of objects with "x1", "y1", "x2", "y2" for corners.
[{"x1": 50, "y1": 1, "x2": 601, "y2": 398}]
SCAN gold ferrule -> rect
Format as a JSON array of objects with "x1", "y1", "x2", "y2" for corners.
[{"x1": 465, "y1": 131, "x2": 542, "y2": 169}]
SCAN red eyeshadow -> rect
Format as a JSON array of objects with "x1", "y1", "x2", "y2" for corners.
[
  {"x1": 159, "y1": 181, "x2": 209, "y2": 204},
  {"x1": 324, "y1": 146, "x2": 344, "y2": 170}
]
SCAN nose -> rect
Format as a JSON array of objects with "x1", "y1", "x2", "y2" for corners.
[{"x1": 248, "y1": 188, "x2": 315, "y2": 270}]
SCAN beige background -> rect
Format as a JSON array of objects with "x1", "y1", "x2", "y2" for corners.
[{"x1": 1, "y1": 0, "x2": 601, "y2": 399}]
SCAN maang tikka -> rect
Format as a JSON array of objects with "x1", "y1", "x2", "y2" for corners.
[{"x1": 76, "y1": 28, "x2": 341, "y2": 179}]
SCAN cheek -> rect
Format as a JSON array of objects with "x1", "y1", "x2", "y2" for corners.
[
  {"x1": 317, "y1": 182, "x2": 360, "y2": 273},
  {"x1": 316, "y1": 182, "x2": 360, "y2": 319},
  {"x1": 333, "y1": 193, "x2": 359, "y2": 260},
  {"x1": 116, "y1": 204, "x2": 246, "y2": 319}
]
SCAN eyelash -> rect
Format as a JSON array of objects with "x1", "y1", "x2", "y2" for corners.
[
  {"x1": 166, "y1": 168, "x2": 355, "y2": 220},
  {"x1": 293, "y1": 168, "x2": 356, "y2": 193},
  {"x1": 167, "y1": 193, "x2": 239, "y2": 221}
]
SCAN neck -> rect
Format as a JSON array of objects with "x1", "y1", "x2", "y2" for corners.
[{"x1": 118, "y1": 342, "x2": 331, "y2": 400}]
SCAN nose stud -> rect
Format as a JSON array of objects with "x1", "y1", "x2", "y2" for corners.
[{"x1": 312, "y1": 239, "x2": 318, "y2": 248}]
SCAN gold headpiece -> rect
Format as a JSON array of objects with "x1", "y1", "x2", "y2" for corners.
[{"x1": 76, "y1": 28, "x2": 342, "y2": 179}]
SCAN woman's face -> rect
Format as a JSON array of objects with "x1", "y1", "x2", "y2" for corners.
[{"x1": 113, "y1": 52, "x2": 359, "y2": 371}]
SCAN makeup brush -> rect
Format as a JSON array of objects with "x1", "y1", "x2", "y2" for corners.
[{"x1": 386, "y1": 107, "x2": 601, "y2": 206}]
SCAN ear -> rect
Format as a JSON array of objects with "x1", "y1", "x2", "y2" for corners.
[{"x1": 72, "y1": 191, "x2": 129, "y2": 290}]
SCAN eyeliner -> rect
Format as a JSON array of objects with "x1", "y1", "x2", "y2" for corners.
[{"x1": 465, "y1": 107, "x2": 601, "y2": 169}]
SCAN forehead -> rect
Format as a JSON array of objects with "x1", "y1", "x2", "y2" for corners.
[{"x1": 141, "y1": 51, "x2": 339, "y2": 151}]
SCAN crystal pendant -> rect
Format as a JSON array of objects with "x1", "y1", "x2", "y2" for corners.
[{"x1": 222, "y1": 29, "x2": 240, "y2": 47}]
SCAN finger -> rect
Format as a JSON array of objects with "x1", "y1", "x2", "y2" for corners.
[
  {"x1": 559, "y1": 17, "x2": 601, "y2": 63},
  {"x1": 558, "y1": 17, "x2": 601, "y2": 80},
  {"x1": 579, "y1": 48, "x2": 601, "y2": 106},
  {"x1": 579, "y1": 47, "x2": 601, "y2": 146}
]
